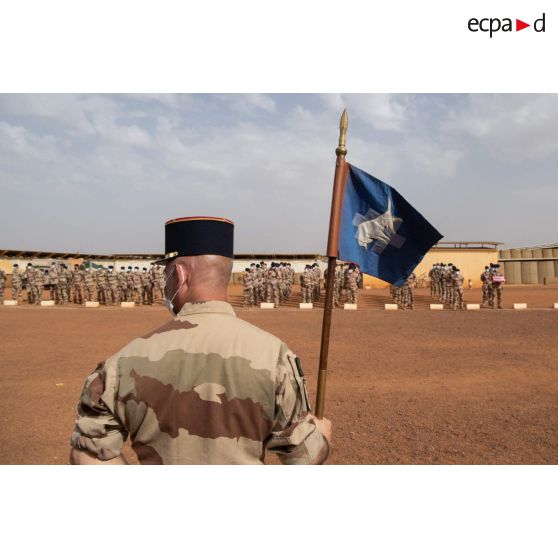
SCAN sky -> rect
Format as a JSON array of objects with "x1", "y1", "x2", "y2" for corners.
[{"x1": 0, "y1": 93, "x2": 557, "y2": 254}]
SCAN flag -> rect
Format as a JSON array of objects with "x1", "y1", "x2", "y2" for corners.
[{"x1": 338, "y1": 164, "x2": 443, "y2": 286}]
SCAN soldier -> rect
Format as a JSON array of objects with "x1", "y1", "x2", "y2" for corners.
[
  {"x1": 117, "y1": 267, "x2": 128, "y2": 302},
  {"x1": 0, "y1": 268, "x2": 6, "y2": 302},
  {"x1": 126, "y1": 266, "x2": 135, "y2": 302},
  {"x1": 402, "y1": 272, "x2": 416, "y2": 309},
  {"x1": 345, "y1": 264, "x2": 359, "y2": 305},
  {"x1": 35, "y1": 267, "x2": 44, "y2": 304},
  {"x1": 250, "y1": 264, "x2": 259, "y2": 305},
  {"x1": 141, "y1": 267, "x2": 151, "y2": 305},
  {"x1": 312, "y1": 263, "x2": 321, "y2": 300},
  {"x1": 266, "y1": 262, "x2": 280, "y2": 307},
  {"x1": 73, "y1": 265, "x2": 84, "y2": 305},
  {"x1": 83, "y1": 267, "x2": 95, "y2": 302},
  {"x1": 155, "y1": 265, "x2": 165, "y2": 304},
  {"x1": 452, "y1": 266, "x2": 464, "y2": 310},
  {"x1": 480, "y1": 266, "x2": 490, "y2": 307},
  {"x1": 65, "y1": 265, "x2": 73, "y2": 303},
  {"x1": 256, "y1": 264, "x2": 266, "y2": 305},
  {"x1": 10, "y1": 264, "x2": 23, "y2": 302},
  {"x1": 489, "y1": 263, "x2": 505, "y2": 309},
  {"x1": 107, "y1": 266, "x2": 119, "y2": 305},
  {"x1": 242, "y1": 267, "x2": 254, "y2": 307},
  {"x1": 96, "y1": 267, "x2": 107, "y2": 305},
  {"x1": 132, "y1": 266, "x2": 143, "y2": 305},
  {"x1": 57, "y1": 264, "x2": 68, "y2": 304},
  {"x1": 48, "y1": 263, "x2": 59, "y2": 303},
  {"x1": 25, "y1": 263, "x2": 36, "y2": 304},
  {"x1": 69, "y1": 216, "x2": 331, "y2": 465},
  {"x1": 301, "y1": 265, "x2": 314, "y2": 304}
]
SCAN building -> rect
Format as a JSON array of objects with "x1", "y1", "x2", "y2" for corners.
[{"x1": 498, "y1": 244, "x2": 558, "y2": 285}]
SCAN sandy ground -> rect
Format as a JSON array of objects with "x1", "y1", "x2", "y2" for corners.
[{"x1": 1, "y1": 285, "x2": 557, "y2": 464}]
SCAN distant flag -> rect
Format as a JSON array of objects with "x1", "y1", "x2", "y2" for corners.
[{"x1": 339, "y1": 164, "x2": 443, "y2": 286}]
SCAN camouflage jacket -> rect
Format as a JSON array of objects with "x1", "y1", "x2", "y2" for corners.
[{"x1": 71, "y1": 301, "x2": 328, "y2": 465}]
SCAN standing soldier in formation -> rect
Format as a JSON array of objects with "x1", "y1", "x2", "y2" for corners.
[
  {"x1": 132, "y1": 266, "x2": 143, "y2": 305},
  {"x1": 266, "y1": 263, "x2": 280, "y2": 307},
  {"x1": 35, "y1": 268, "x2": 44, "y2": 304},
  {"x1": 402, "y1": 272, "x2": 416, "y2": 309},
  {"x1": 154, "y1": 265, "x2": 165, "y2": 304},
  {"x1": 488, "y1": 263, "x2": 505, "y2": 309},
  {"x1": 11, "y1": 264, "x2": 23, "y2": 302},
  {"x1": 0, "y1": 268, "x2": 6, "y2": 302},
  {"x1": 83, "y1": 267, "x2": 95, "y2": 302},
  {"x1": 249, "y1": 264, "x2": 259, "y2": 305},
  {"x1": 58, "y1": 264, "x2": 68, "y2": 304},
  {"x1": 345, "y1": 264, "x2": 359, "y2": 304},
  {"x1": 25, "y1": 263, "x2": 36, "y2": 304},
  {"x1": 48, "y1": 264, "x2": 59, "y2": 303},
  {"x1": 96, "y1": 267, "x2": 108, "y2": 305},
  {"x1": 452, "y1": 266, "x2": 465, "y2": 310},
  {"x1": 312, "y1": 263, "x2": 321, "y2": 301},
  {"x1": 106, "y1": 266, "x2": 119, "y2": 305},
  {"x1": 480, "y1": 266, "x2": 490, "y2": 307},
  {"x1": 242, "y1": 267, "x2": 254, "y2": 307},
  {"x1": 65, "y1": 265, "x2": 73, "y2": 303},
  {"x1": 117, "y1": 267, "x2": 128, "y2": 302},
  {"x1": 301, "y1": 265, "x2": 314, "y2": 303},
  {"x1": 141, "y1": 267, "x2": 151, "y2": 305},
  {"x1": 126, "y1": 266, "x2": 134, "y2": 302},
  {"x1": 73, "y1": 265, "x2": 84, "y2": 304}
]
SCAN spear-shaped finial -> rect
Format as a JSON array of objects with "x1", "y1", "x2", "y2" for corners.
[{"x1": 336, "y1": 109, "x2": 348, "y2": 156}]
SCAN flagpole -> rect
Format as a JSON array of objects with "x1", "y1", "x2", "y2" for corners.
[{"x1": 315, "y1": 110, "x2": 349, "y2": 419}]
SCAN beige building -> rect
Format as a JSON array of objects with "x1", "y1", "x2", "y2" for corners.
[{"x1": 498, "y1": 244, "x2": 558, "y2": 285}]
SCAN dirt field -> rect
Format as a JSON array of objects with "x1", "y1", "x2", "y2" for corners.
[{"x1": 1, "y1": 285, "x2": 557, "y2": 464}]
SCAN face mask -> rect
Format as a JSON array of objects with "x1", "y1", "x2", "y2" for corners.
[{"x1": 163, "y1": 266, "x2": 185, "y2": 316}]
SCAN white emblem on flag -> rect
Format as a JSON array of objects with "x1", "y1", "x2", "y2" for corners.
[{"x1": 353, "y1": 197, "x2": 406, "y2": 254}]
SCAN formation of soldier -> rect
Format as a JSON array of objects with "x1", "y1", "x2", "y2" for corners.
[
  {"x1": 242, "y1": 261, "x2": 295, "y2": 307},
  {"x1": 428, "y1": 263, "x2": 465, "y2": 309},
  {"x1": 480, "y1": 263, "x2": 505, "y2": 309},
  {"x1": 389, "y1": 272, "x2": 416, "y2": 309},
  {"x1": 2, "y1": 262, "x2": 165, "y2": 306},
  {"x1": 324, "y1": 262, "x2": 361, "y2": 307}
]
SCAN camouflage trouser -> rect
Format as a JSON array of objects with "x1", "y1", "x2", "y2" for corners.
[
  {"x1": 403, "y1": 287, "x2": 414, "y2": 309},
  {"x1": 26, "y1": 285, "x2": 35, "y2": 304},
  {"x1": 107, "y1": 286, "x2": 119, "y2": 305},
  {"x1": 267, "y1": 282, "x2": 279, "y2": 306},
  {"x1": 12, "y1": 286, "x2": 22, "y2": 302},
  {"x1": 74, "y1": 285, "x2": 84, "y2": 304},
  {"x1": 489, "y1": 285, "x2": 503, "y2": 309},
  {"x1": 0, "y1": 286, "x2": 4, "y2": 302},
  {"x1": 243, "y1": 287, "x2": 254, "y2": 306},
  {"x1": 142, "y1": 286, "x2": 152, "y2": 305},
  {"x1": 98, "y1": 287, "x2": 106, "y2": 305},
  {"x1": 134, "y1": 286, "x2": 142, "y2": 304},
  {"x1": 66, "y1": 284, "x2": 72, "y2": 303},
  {"x1": 58, "y1": 284, "x2": 67, "y2": 304},
  {"x1": 259, "y1": 283, "x2": 266, "y2": 303},
  {"x1": 347, "y1": 287, "x2": 358, "y2": 304},
  {"x1": 33, "y1": 285, "x2": 42, "y2": 304},
  {"x1": 482, "y1": 284, "x2": 489, "y2": 305},
  {"x1": 453, "y1": 288, "x2": 464, "y2": 309},
  {"x1": 84, "y1": 285, "x2": 94, "y2": 302},
  {"x1": 153, "y1": 283, "x2": 164, "y2": 304},
  {"x1": 302, "y1": 285, "x2": 313, "y2": 303}
]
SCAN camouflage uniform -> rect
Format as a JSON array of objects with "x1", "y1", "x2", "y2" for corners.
[
  {"x1": 107, "y1": 268, "x2": 119, "y2": 305},
  {"x1": 70, "y1": 301, "x2": 329, "y2": 465},
  {"x1": 266, "y1": 265, "x2": 280, "y2": 306},
  {"x1": 48, "y1": 266, "x2": 59, "y2": 303},
  {"x1": 83, "y1": 269, "x2": 95, "y2": 302},
  {"x1": 242, "y1": 269, "x2": 254, "y2": 307},
  {"x1": 73, "y1": 267, "x2": 84, "y2": 304},
  {"x1": 452, "y1": 269, "x2": 464, "y2": 310},
  {"x1": 96, "y1": 269, "x2": 108, "y2": 305},
  {"x1": 301, "y1": 267, "x2": 314, "y2": 303},
  {"x1": 132, "y1": 269, "x2": 143, "y2": 305},
  {"x1": 250, "y1": 267, "x2": 259, "y2": 305},
  {"x1": 58, "y1": 266, "x2": 69, "y2": 304},
  {"x1": 141, "y1": 269, "x2": 152, "y2": 305},
  {"x1": 345, "y1": 269, "x2": 358, "y2": 304},
  {"x1": 480, "y1": 269, "x2": 490, "y2": 307},
  {"x1": 11, "y1": 266, "x2": 23, "y2": 302},
  {"x1": 35, "y1": 269, "x2": 44, "y2": 304},
  {"x1": 0, "y1": 269, "x2": 6, "y2": 302},
  {"x1": 25, "y1": 265, "x2": 36, "y2": 304},
  {"x1": 117, "y1": 268, "x2": 128, "y2": 302}
]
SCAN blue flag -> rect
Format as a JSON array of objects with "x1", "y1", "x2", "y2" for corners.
[{"x1": 339, "y1": 164, "x2": 443, "y2": 286}]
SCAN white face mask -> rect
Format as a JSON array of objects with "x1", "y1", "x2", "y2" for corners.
[{"x1": 163, "y1": 266, "x2": 186, "y2": 316}]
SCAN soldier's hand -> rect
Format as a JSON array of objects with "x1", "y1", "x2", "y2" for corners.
[{"x1": 314, "y1": 416, "x2": 332, "y2": 443}]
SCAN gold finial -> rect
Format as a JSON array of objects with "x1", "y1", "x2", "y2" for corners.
[{"x1": 336, "y1": 109, "x2": 348, "y2": 156}]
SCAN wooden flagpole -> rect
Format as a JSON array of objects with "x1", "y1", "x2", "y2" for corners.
[{"x1": 315, "y1": 110, "x2": 349, "y2": 419}]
